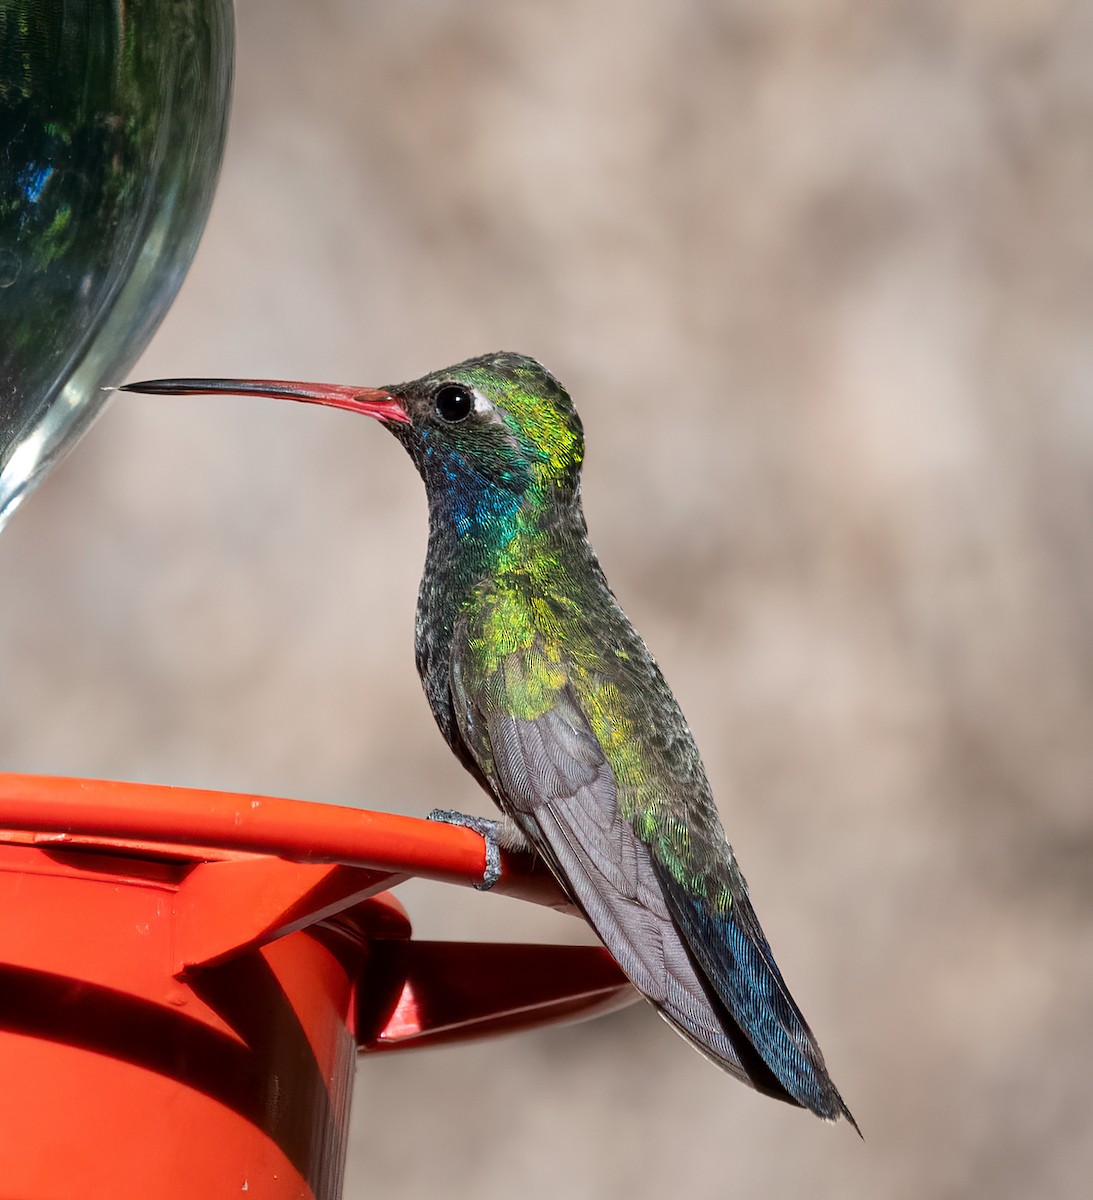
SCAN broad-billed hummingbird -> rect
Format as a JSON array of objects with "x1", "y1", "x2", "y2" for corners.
[{"x1": 122, "y1": 353, "x2": 856, "y2": 1127}]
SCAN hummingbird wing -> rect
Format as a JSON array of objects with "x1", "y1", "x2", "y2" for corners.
[{"x1": 451, "y1": 625, "x2": 850, "y2": 1118}]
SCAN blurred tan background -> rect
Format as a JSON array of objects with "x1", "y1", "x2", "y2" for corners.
[{"x1": 3, "y1": 0, "x2": 1092, "y2": 1195}]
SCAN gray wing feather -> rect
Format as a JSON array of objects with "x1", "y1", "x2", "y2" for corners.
[{"x1": 479, "y1": 693, "x2": 756, "y2": 1083}]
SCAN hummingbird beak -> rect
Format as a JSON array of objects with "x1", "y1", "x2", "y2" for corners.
[{"x1": 118, "y1": 377, "x2": 411, "y2": 425}]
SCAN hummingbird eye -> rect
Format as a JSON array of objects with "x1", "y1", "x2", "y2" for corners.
[{"x1": 433, "y1": 383, "x2": 474, "y2": 423}]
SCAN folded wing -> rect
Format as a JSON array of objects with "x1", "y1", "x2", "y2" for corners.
[{"x1": 455, "y1": 637, "x2": 859, "y2": 1120}]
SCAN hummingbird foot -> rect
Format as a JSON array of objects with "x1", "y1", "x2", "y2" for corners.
[{"x1": 427, "y1": 809, "x2": 528, "y2": 890}]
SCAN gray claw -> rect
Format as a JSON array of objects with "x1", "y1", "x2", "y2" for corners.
[{"x1": 427, "y1": 808, "x2": 502, "y2": 890}]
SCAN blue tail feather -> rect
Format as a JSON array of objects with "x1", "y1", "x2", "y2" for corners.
[{"x1": 657, "y1": 867, "x2": 857, "y2": 1129}]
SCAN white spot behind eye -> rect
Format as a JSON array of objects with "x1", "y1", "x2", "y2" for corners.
[{"x1": 472, "y1": 390, "x2": 493, "y2": 416}]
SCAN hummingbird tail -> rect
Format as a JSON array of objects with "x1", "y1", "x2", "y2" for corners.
[{"x1": 655, "y1": 867, "x2": 858, "y2": 1128}]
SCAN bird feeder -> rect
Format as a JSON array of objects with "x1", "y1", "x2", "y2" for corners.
[{"x1": 0, "y1": 5, "x2": 637, "y2": 1196}]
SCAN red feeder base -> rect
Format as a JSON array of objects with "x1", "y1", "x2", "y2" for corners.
[{"x1": 0, "y1": 774, "x2": 636, "y2": 1199}]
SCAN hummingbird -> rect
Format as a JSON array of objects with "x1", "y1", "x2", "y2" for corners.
[{"x1": 122, "y1": 353, "x2": 856, "y2": 1127}]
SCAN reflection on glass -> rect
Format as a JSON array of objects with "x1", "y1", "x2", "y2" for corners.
[{"x1": 0, "y1": 0, "x2": 235, "y2": 530}]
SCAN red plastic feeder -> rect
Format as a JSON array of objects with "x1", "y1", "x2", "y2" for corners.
[{"x1": 0, "y1": 773, "x2": 636, "y2": 1198}]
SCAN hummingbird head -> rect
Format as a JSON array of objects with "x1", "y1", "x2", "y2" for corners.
[
  {"x1": 121, "y1": 352, "x2": 585, "y2": 542},
  {"x1": 385, "y1": 352, "x2": 585, "y2": 525}
]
